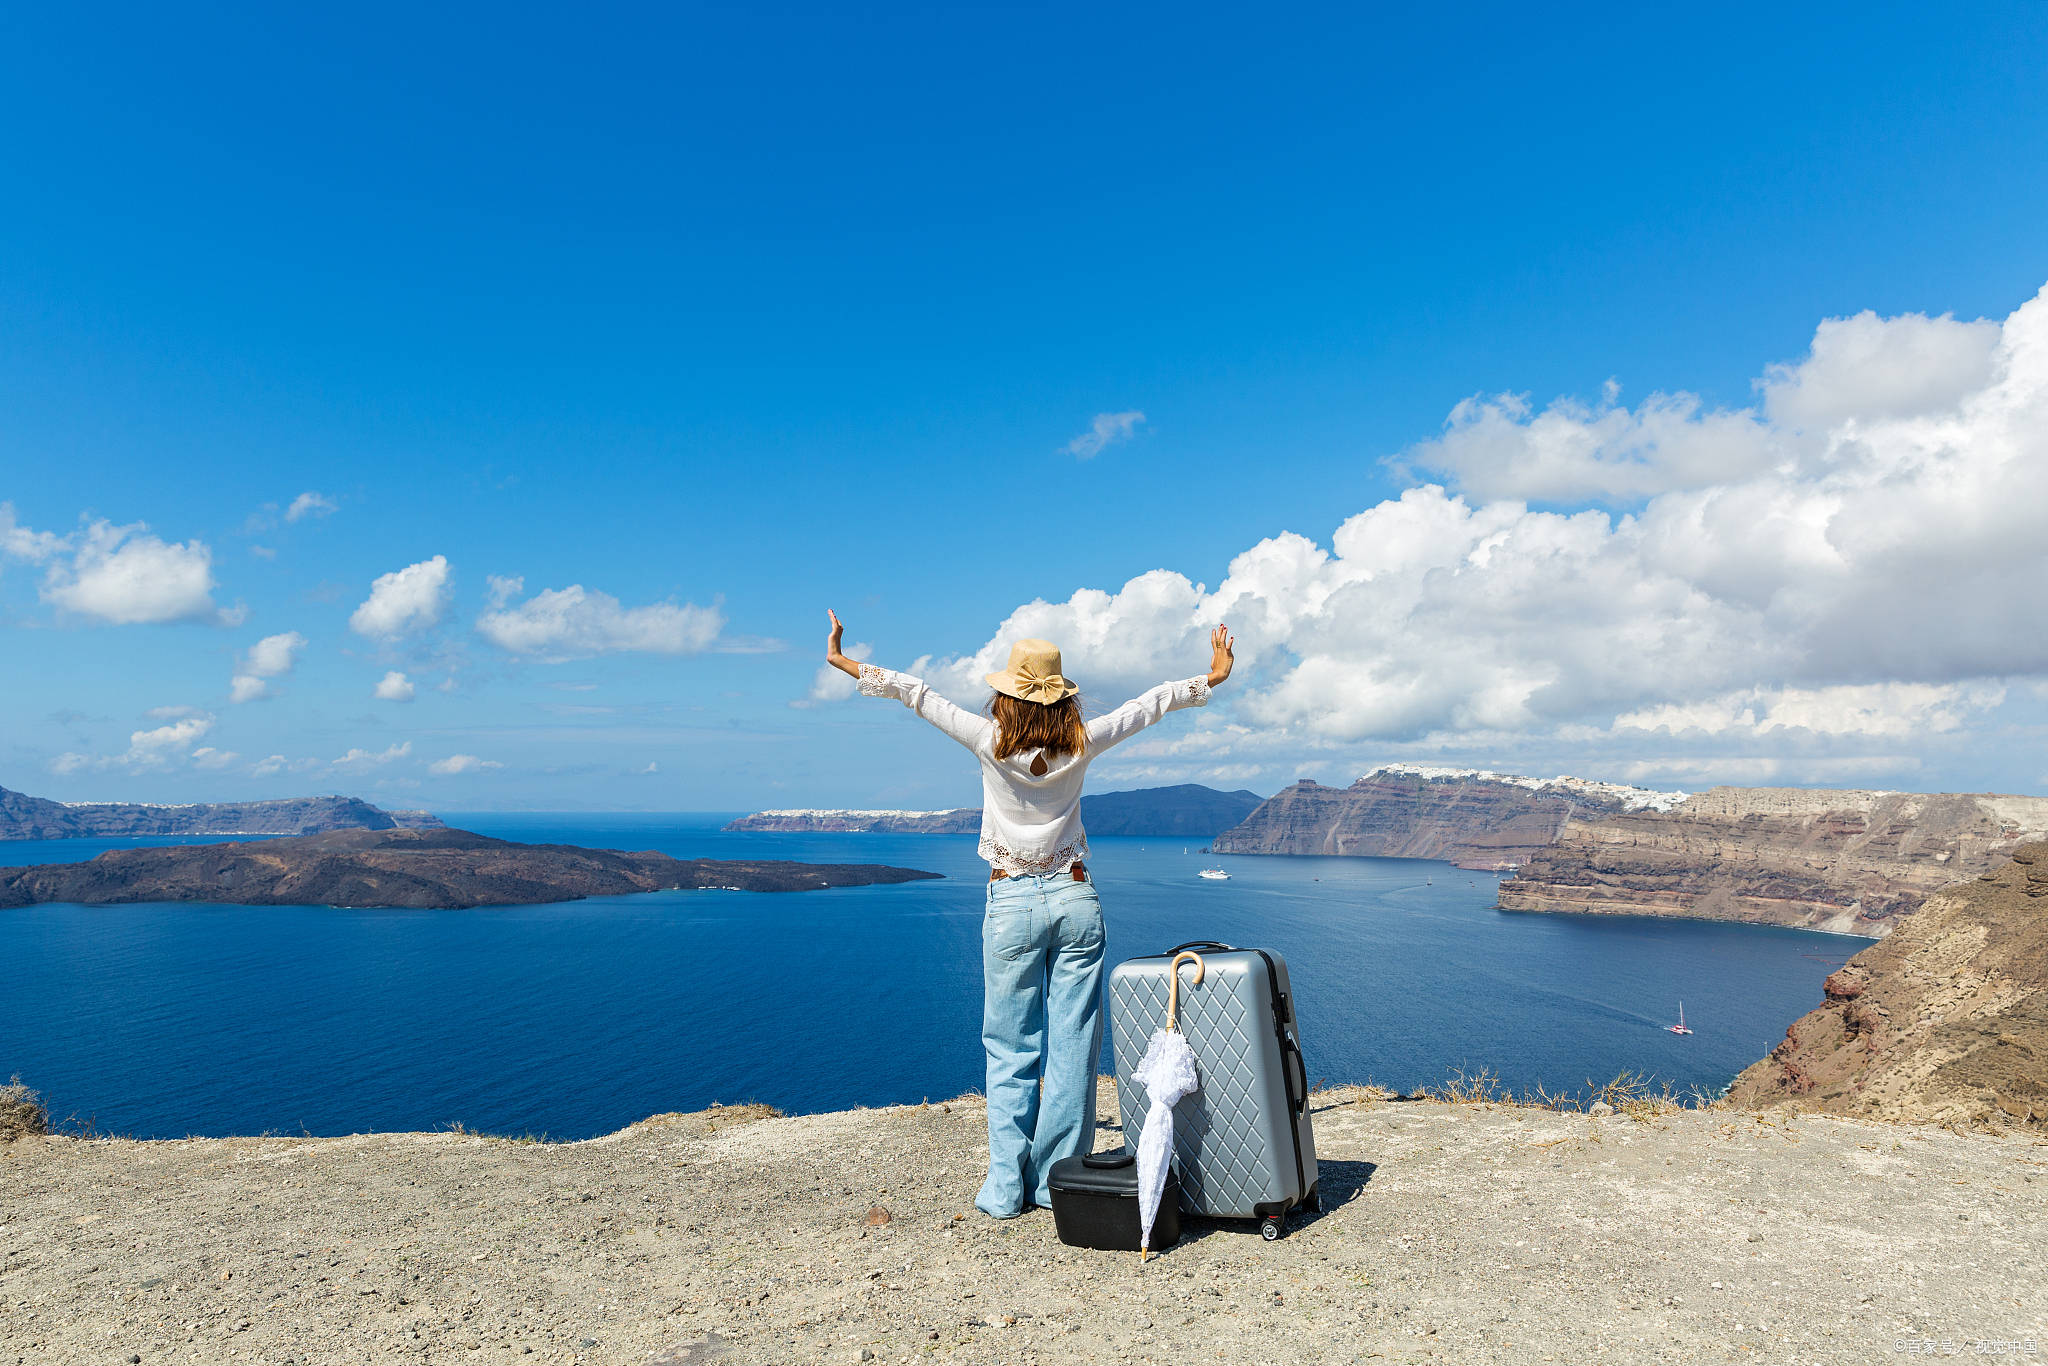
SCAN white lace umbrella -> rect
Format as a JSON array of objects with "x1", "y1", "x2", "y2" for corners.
[{"x1": 1132, "y1": 950, "x2": 1204, "y2": 1262}]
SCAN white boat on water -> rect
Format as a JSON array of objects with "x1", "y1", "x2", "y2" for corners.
[{"x1": 1198, "y1": 868, "x2": 1230, "y2": 880}]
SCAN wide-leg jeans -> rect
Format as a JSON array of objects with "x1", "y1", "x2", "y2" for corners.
[{"x1": 974, "y1": 870, "x2": 1105, "y2": 1217}]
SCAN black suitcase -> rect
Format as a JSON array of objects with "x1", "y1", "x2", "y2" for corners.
[{"x1": 1046, "y1": 1150, "x2": 1181, "y2": 1253}]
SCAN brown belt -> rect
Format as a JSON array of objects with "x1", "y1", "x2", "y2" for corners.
[{"x1": 990, "y1": 861, "x2": 1087, "y2": 883}]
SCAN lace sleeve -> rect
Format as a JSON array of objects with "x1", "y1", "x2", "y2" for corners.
[
  {"x1": 854, "y1": 664, "x2": 991, "y2": 751},
  {"x1": 1085, "y1": 676, "x2": 1213, "y2": 755}
]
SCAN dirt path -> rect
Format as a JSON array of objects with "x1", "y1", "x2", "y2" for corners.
[{"x1": 5, "y1": 1090, "x2": 2045, "y2": 1364}]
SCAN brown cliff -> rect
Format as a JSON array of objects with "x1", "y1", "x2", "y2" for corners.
[
  {"x1": 1497, "y1": 787, "x2": 2048, "y2": 935},
  {"x1": 1722, "y1": 842, "x2": 2048, "y2": 1128},
  {"x1": 1211, "y1": 768, "x2": 1681, "y2": 869}
]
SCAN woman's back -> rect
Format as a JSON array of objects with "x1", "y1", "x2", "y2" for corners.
[{"x1": 857, "y1": 661, "x2": 1213, "y2": 875}]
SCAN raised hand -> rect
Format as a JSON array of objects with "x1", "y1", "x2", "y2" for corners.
[
  {"x1": 1206, "y1": 623, "x2": 1234, "y2": 688},
  {"x1": 825, "y1": 609, "x2": 862, "y2": 679}
]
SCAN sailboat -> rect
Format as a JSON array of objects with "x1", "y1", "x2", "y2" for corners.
[{"x1": 1666, "y1": 1003, "x2": 1693, "y2": 1036}]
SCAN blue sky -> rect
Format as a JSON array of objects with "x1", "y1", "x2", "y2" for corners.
[{"x1": 5, "y1": 3, "x2": 2048, "y2": 811}]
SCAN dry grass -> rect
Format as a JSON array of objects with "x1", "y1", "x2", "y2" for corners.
[
  {"x1": 1407, "y1": 1067, "x2": 1713, "y2": 1121},
  {"x1": 1, "y1": 1075, "x2": 50, "y2": 1141},
  {"x1": 443, "y1": 1121, "x2": 555, "y2": 1144},
  {"x1": 1589, "y1": 1070, "x2": 1695, "y2": 1121},
  {"x1": 1421, "y1": 1067, "x2": 1520, "y2": 1106}
]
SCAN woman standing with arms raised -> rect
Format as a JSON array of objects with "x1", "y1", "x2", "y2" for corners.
[{"x1": 823, "y1": 611, "x2": 1234, "y2": 1219}]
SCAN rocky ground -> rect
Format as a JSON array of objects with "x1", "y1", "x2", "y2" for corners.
[{"x1": 6, "y1": 1088, "x2": 2046, "y2": 1365}]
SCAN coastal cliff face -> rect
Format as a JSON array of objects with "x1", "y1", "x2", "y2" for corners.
[
  {"x1": 725, "y1": 785, "x2": 1263, "y2": 838},
  {"x1": 0, "y1": 784, "x2": 445, "y2": 840},
  {"x1": 1211, "y1": 767, "x2": 1681, "y2": 869},
  {"x1": 724, "y1": 808, "x2": 979, "y2": 834},
  {"x1": 1497, "y1": 787, "x2": 2048, "y2": 936},
  {"x1": 1723, "y1": 842, "x2": 2048, "y2": 1127}
]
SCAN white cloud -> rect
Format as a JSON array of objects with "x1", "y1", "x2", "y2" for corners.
[
  {"x1": 1404, "y1": 385, "x2": 1777, "y2": 502},
  {"x1": 349, "y1": 556, "x2": 450, "y2": 639},
  {"x1": 485, "y1": 574, "x2": 523, "y2": 607},
  {"x1": 57, "y1": 710, "x2": 222, "y2": 773},
  {"x1": 1760, "y1": 310, "x2": 2002, "y2": 430},
  {"x1": 923, "y1": 284, "x2": 2048, "y2": 779},
  {"x1": 8, "y1": 513, "x2": 225, "y2": 624},
  {"x1": 476, "y1": 584, "x2": 724, "y2": 660},
  {"x1": 1065, "y1": 410, "x2": 1146, "y2": 459},
  {"x1": 1613, "y1": 683, "x2": 2006, "y2": 739},
  {"x1": 0, "y1": 503, "x2": 63, "y2": 562},
  {"x1": 229, "y1": 630, "x2": 308, "y2": 704},
  {"x1": 332, "y1": 741, "x2": 412, "y2": 772},
  {"x1": 252, "y1": 754, "x2": 322, "y2": 777},
  {"x1": 1407, "y1": 308, "x2": 2010, "y2": 506},
  {"x1": 428, "y1": 753, "x2": 502, "y2": 776},
  {"x1": 285, "y1": 491, "x2": 338, "y2": 522},
  {"x1": 191, "y1": 746, "x2": 240, "y2": 770},
  {"x1": 246, "y1": 632, "x2": 305, "y2": 676},
  {"x1": 374, "y1": 670, "x2": 417, "y2": 702},
  {"x1": 126, "y1": 714, "x2": 216, "y2": 765}
]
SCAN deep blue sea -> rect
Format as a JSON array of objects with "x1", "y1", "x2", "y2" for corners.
[{"x1": 0, "y1": 814, "x2": 1856, "y2": 1140}]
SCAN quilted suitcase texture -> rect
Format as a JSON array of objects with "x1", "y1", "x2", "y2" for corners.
[{"x1": 1108, "y1": 941, "x2": 1320, "y2": 1238}]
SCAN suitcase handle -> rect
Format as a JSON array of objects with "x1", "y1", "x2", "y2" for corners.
[
  {"x1": 1168, "y1": 951, "x2": 1206, "y2": 1032},
  {"x1": 1165, "y1": 940, "x2": 1234, "y2": 955},
  {"x1": 1284, "y1": 1035, "x2": 1308, "y2": 1115},
  {"x1": 1080, "y1": 1150, "x2": 1136, "y2": 1169}
]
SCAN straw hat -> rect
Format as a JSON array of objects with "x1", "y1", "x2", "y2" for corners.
[{"x1": 985, "y1": 638, "x2": 1079, "y2": 704}]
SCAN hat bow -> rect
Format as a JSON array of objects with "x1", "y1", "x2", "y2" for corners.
[{"x1": 1011, "y1": 661, "x2": 1070, "y2": 703}]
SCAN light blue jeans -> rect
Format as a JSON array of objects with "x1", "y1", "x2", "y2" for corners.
[{"x1": 975, "y1": 871, "x2": 1106, "y2": 1218}]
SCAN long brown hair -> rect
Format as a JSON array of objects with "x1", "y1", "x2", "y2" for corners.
[{"x1": 987, "y1": 691, "x2": 1086, "y2": 761}]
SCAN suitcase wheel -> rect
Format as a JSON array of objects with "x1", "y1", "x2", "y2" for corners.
[
  {"x1": 1307, "y1": 1189, "x2": 1323, "y2": 1214},
  {"x1": 1259, "y1": 1216, "x2": 1285, "y2": 1241}
]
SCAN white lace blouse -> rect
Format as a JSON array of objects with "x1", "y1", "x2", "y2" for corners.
[{"x1": 858, "y1": 663, "x2": 1211, "y2": 876}]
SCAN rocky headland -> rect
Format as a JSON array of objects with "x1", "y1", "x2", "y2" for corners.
[
  {"x1": 0, "y1": 783, "x2": 442, "y2": 841},
  {"x1": 0, "y1": 827, "x2": 940, "y2": 910},
  {"x1": 725, "y1": 807, "x2": 980, "y2": 834},
  {"x1": 1497, "y1": 787, "x2": 2048, "y2": 935},
  {"x1": 1210, "y1": 768, "x2": 2048, "y2": 935},
  {"x1": 1725, "y1": 841, "x2": 2048, "y2": 1127},
  {"x1": 1211, "y1": 766, "x2": 1684, "y2": 869},
  {"x1": 726, "y1": 784, "x2": 1263, "y2": 839}
]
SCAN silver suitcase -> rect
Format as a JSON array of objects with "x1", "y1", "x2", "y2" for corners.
[{"x1": 1108, "y1": 940, "x2": 1320, "y2": 1239}]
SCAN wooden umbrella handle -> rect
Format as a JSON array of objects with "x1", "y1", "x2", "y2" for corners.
[{"x1": 1167, "y1": 950, "x2": 1206, "y2": 1032}]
